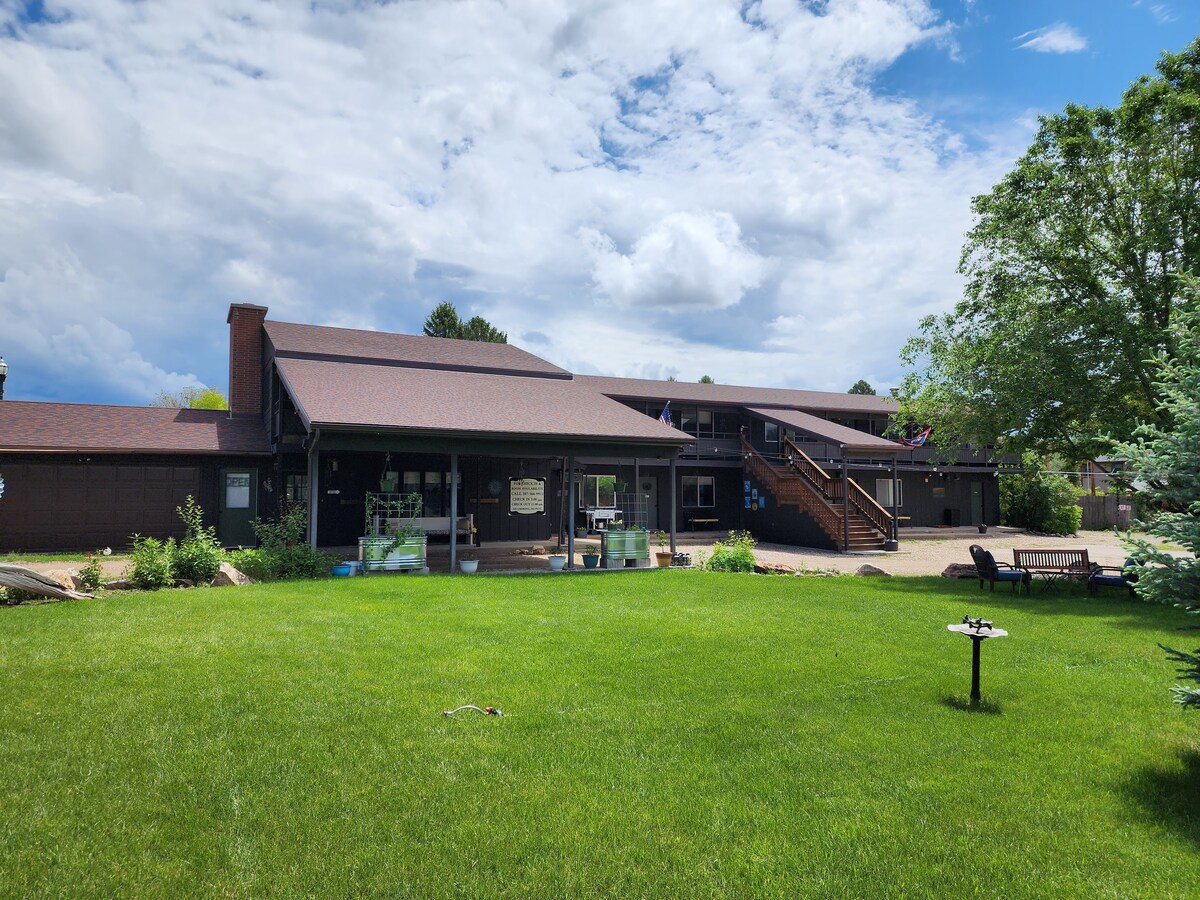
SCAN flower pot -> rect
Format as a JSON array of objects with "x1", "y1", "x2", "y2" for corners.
[
  {"x1": 602, "y1": 530, "x2": 649, "y2": 562},
  {"x1": 459, "y1": 559, "x2": 479, "y2": 574},
  {"x1": 576, "y1": 527, "x2": 589, "y2": 538},
  {"x1": 331, "y1": 563, "x2": 353, "y2": 577},
  {"x1": 655, "y1": 551, "x2": 674, "y2": 567},
  {"x1": 978, "y1": 524, "x2": 988, "y2": 534},
  {"x1": 548, "y1": 554, "x2": 567, "y2": 571},
  {"x1": 583, "y1": 554, "x2": 600, "y2": 569}
]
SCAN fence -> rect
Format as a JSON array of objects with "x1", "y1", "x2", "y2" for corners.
[{"x1": 1078, "y1": 494, "x2": 1135, "y2": 531}]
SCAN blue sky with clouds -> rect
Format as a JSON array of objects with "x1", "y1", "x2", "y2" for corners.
[{"x1": 1, "y1": 0, "x2": 1198, "y2": 405}]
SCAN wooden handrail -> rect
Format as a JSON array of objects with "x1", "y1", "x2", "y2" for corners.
[
  {"x1": 847, "y1": 478, "x2": 893, "y2": 521},
  {"x1": 784, "y1": 437, "x2": 831, "y2": 479},
  {"x1": 846, "y1": 477, "x2": 893, "y2": 536}
]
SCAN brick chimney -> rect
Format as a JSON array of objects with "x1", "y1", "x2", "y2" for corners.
[{"x1": 227, "y1": 303, "x2": 268, "y2": 417}]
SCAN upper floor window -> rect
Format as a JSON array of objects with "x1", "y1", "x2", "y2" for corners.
[{"x1": 764, "y1": 421, "x2": 780, "y2": 444}]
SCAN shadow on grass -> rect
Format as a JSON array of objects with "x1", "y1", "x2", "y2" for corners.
[
  {"x1": 1120, "y1": 747, "x2": 1200, "y2": 846},
  {"x1": 941, "y1": 695, "x2": 1003, "y2": 715},
  {"x1": 864, "y1": 576, "x2": 1181, "y2": 633}
]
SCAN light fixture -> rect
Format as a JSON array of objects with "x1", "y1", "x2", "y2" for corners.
[{"x1": 0, "y1": 356, "x2": 7, "y2": 401}]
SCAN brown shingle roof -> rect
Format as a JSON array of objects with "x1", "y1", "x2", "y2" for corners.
[
  {"x1": 276, "y1": 358, "x2": 689, "y2": 445},
  {"x1": 0, "y1": 401, "x2": 272, "y2": 455},
  {"x1": 747, "y1": 407, "x2": 903, "y2": 453},
  {"x1": 575, "y1": 375, "x2": 897, "y2": 414},
  {"x1": 265, "y1": 320, "x2": 571, "y2": 379}
]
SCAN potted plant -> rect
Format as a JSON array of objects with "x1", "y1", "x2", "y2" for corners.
[
  {"x1": 359, "y1": 492, "x2": 428, "y2": 573},
  {"x1": 548, "y1": 549, "x2": 567, "y2": 571},
  {"x1": 582, "y1": 545, "x2": 600, "y2": 569},
  {"x1": 459, "y1": 550, "x2": 479, "y2": 574},
  {"x1": 654, "y1": 530, "x2": 673, "y2": 567},
  {"x1": 602, "y1": 524, "x2": 650, "y2": 566},
  {"x1": 978, "y1": 523, "x2": 988, "y2": 534}
]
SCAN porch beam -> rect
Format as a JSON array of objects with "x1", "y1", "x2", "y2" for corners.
[
  {"x1": 841, "y1": 452, "x2": 850, "y2": 553},
  {"x1": 669, "y1": 457, "x2": 677, "y2": 554},
  {"x1": 566, "y1": 455, "x2": 575, "y2": 568},
  {"x1": 306, "y1": 428, "x2": 320, "y2": 549},
  {"x1": 449, "y1": 452, "x2": 458, "y2": 573}
]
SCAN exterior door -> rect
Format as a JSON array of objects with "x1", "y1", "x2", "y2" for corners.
[
  {"x1": 969, "y1": 481, "x2": 983, "y2": 525},
  {"x1": 639, "y1": 475, "x2": 659, "y2": 530},
  {"x1": 218, "y1": 468, "x2": 257, "y2": 547}
]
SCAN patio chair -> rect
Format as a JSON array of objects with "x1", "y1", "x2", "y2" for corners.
[
  {"x1": 968, "y1": 544, "x2": 1032, "y2": 594},
  {"x1": 1088, "y1": 558, "x2": 1139, "y2": 598}
]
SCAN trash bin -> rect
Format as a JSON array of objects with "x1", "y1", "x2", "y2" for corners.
[{"x1": 943, "y1": 508, "x2": 962, "y2": 527}]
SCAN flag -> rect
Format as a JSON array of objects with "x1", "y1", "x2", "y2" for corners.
[
  {"x1": 659, "y1": 401, "x2": 672, "y2": 427},
  {"x1": 897, "y1": 426, "x2": 931, "y2": 448}
]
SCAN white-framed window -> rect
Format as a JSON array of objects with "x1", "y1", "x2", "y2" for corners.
[
  {"x1": 683, "y1": 475, "x2": 715, "y2": 507},
  {"x1": 579, "y1": 474, "x2": 617, "y2": 508},
  {"x1": 875, "y1": 478, "x2": 903, "y2": 508}
]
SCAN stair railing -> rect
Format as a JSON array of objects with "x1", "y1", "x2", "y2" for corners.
[
  {"x1": 741, "y1": 434, "x2": 846, "y2": 547},
  {"x1": 845, "y1": 477, "x2": 893, "y2": 538}
]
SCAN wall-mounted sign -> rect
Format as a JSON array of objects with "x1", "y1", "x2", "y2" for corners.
[{"x1": 509, "y1": 477, "x2": 546, "y2": 515}]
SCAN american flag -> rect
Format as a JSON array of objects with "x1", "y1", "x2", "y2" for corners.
[
  {"x1": 659, "y1": 402, "x2": 672, "y2": 427},
  {"x1": 897, "y1": 426, "x2": 932, "y2": 448}
]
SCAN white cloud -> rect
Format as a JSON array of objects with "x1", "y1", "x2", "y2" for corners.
[
  {"x1": 1014, "y1": 22, "x2": 1087, "y2": 54},
  {"x1": 585, "y1": 212, "x2": 768, "y2": 310},
  {"x1": 0, "y1": 0, "x2": 1022, "y2": 401}
]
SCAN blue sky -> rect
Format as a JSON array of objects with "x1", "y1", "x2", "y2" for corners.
[{"x1": 1, "y1": 0, "x2": 1198, "y2": 405}]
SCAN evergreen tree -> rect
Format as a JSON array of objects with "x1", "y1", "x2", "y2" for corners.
[
  {"x1": 460, "y1": 315, "x2": 507, "y2": 343},
  {"x1": 848, "y1": 379, "x2": 876, "y2": 395},
  {"x1": 422, "y1": 302, "x2": 507, "y2": 343},
  {"x1": 698, "y1": 375, "x2": 715, "y2": 384}
]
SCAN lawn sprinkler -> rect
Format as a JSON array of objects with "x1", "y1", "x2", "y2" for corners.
[{"x1": 443, "y1": 705, "x2": 504, "y2": 718}]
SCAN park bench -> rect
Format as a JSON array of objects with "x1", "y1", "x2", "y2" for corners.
[
  {"x1": 381, "y1": 514, "x2": 475, "y2": 545},
  {"x1": 688, "y1": 517, "x2": 719, "y2": 531},
  {"x1": 1013, "y1": 548, "x2": 1092, "y2": 592}
]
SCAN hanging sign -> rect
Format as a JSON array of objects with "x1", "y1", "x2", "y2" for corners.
[{"x1": 509, "y1": 477, "x2": 546, "y2": 515}]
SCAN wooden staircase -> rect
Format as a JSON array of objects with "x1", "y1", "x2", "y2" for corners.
[{"x1": 740, "y1": 435, "x2": 892, "y2": 552}]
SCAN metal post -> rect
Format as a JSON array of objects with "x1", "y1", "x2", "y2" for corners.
[
  {"x1": 970, "y1": 637, "x2": 982, "y2": 703},
  {"x1": 841, "y1": 452, "x2": 850, "y2": 552},
  {"x1": 566, "y1": 454, "x2": 576, "y2": 568},
  {"x1": 884, "y1": 455, "x2": 900, "y2": 552},
  {"x1": 633, "y1": 457, "x2": 640, "y2": 521},
  {"x1": 669, "y1": 457, "x2": 677, "y2": 554},
  {"x1": 449, "y1": 452, "x2": 458, "y2": 574}
]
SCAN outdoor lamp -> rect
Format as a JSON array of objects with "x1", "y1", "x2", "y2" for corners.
[{"x1": 0, "y1": 356, "x2": 7, "y2": 400}]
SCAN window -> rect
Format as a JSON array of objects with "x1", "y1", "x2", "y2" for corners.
[
  {"x1": 579, "y1": 474, "x2": 616, "y2": 508},
  {"x1": 285, "y1": 474, "x2": 309, "y2": 504},
  {"x1": 678, "y1": 406, "x2": 698, "y2": 435},
  {"x1": 875, "y1": 478, "x2": 903, "y2": 508},
  {"x1": 764, "y1": 421, "x2": 779, "y2": 445},
  {"x1": 683, "y1": 475, "x2": 715, "y2": 507},
  {"x1": 697, "y1": 409, "x2": 713, "y2": 437}
]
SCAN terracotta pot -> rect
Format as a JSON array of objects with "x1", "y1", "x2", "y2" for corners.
[{"x1": 655, "y1": 552, "x2": 674, "y2": 567}]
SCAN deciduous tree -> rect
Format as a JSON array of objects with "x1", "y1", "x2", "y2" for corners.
[{"x1": 898, "y1": 40, "x2": 1200, "y2": 463}]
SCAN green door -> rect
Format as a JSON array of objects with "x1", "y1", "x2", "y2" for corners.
[
  {"x1": 969, "y1": 481, "x2": 983, "y2": 525},
  {"x1": 218, "y1": 468, "x2": 257, "y2": 547}
]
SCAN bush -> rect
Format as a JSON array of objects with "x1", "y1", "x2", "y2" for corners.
[
  {"x1": 706, "y1": 531, "x2": 758, "y2": 573},
  {"x1": 999, "y1": 452, "x2": 1082, "y2": 534},
  {"x1": 173, "y1": 496, "x2": 224, "y2": 585},
  {"x1": 126, "y1": 535, "x2": 176, "y2": 590},
  {"x1": 77, "y1": 555, "x2": 105, "y2": 593},
  {"x1": 246, "y1": 503, "x2": 334, "y2": 581}
]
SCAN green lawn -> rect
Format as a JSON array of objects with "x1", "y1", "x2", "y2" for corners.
[{"x1": 2, "y1": 573, "x2": 1197, "y2": 897}]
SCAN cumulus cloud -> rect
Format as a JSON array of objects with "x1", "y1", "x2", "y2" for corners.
[
  {"x1": 1014, "y1": 22, "x2": 1087, "y2": 54},
  {"x1": 0, "y1": 0, "x2": 1022, "y2": 401},
  {"x1": 585, "y1": 212, "x2": 768, "y2": 310}
]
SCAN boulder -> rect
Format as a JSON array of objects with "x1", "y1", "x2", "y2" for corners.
[
  {"x1": 855, "y1": 564, "x2": 891, "y2": 577},
  {"x1": 754, "y1": 562, "x2": 796, "y2": 576},
  {"x1": 43, "y1": 569, "x2": 83, "y2": 591},
  {"x1": 104, "y1": 579, "x2": 133, "y2": 591},
  {"x1": 941, "y1": 563, "x2": 979, "y2": 580},
  {"x1": 210, "y1": 562, "x2": 252, "y2": 587}
]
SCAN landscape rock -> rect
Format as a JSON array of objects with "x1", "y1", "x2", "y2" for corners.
[
  {"x1": 104, "y1": 579, "x2": 133, "y2": 590},
  {"x1": 43, "y1": 569, "x2": 83, "y2": 591},
  {"x1": 854, "y1": 564, "x2": 891, "y2": 577},
  {"x1": 941, "y1": 563, "x2": 979, "y2": 580},
  {"x1": 210, "y1": 562, "x2": 252, "y2": 587},
  {"x1": 754, "y1": 562, "x2": 796, "y2": 576}
]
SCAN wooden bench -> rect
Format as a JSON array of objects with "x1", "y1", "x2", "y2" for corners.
[
  {"x1": 382, "y1": 514, "x2": 475, "y2": 544},
  {"x1": 1013, "y1": 548, "x2": 1092, "y2": 591},
  {"x1": 688, "y1": 517, "x2": 719, "y2": 531}
]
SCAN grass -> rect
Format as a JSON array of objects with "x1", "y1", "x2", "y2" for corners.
[
  {"x1": 0, "y1": 551, "x2": 127, "y2": 563},
  {"x1": 1, "y1": 572, "x2": 1198, "y2": 897}
]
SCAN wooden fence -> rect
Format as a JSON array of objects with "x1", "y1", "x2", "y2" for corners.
[{"x1": 1078, "y1": 495, "x2": 1135, "y2": 531}]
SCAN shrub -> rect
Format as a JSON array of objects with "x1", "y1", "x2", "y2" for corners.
[
  {"x1": 77, "y1": 555, "x2": 106, "y2": 593},
  {"x1": 246, "y1": 502, "x2": 334, "y2": 581},
  {"x1": 999, "y1": 452, "x2": 1082, "y2": 534},
  {"x1": 227, "y1": 548, "x2": 273, "y2": 583},
  {"x1": 706, "y1": 531, "x2": 758, "y2": 573},
  {"x1": 126, "y1": 535, "x2": 176, "y2": 590},
  {"x1": 172, "y1": 496, "x2": 225, "y2": 585}
]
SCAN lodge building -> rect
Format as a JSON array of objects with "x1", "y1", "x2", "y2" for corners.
[{"x1": 0, "y1": 304, "x2": 1002, "y2": 558}]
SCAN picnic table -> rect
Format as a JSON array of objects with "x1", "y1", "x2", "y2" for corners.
[{"x1": 1013, "y1": 548, "x2": 1092, "y2": 593}]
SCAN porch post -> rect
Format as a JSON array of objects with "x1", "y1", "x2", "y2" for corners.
[
  {"x1": 450, "y1": 452, "x2": 458, "y2": 573},
  {"x1": 633, "y1": 458, "x2": 640, "y2": 520},
  {"x1": 566, "y1": 454, "x2": 576, "y2": 568},
  {"x1": 885, "y1": 455, "x2": 900, "y2": 552},
  {"x1": 306, "y1": 429, "x2": 320, "y2": 550},
  {"x1": 841, "y1": 452, "x2": 850, "y2": 552},
  {"x1": 669, "y1": 457, "x2": 677, "y2": 554}
]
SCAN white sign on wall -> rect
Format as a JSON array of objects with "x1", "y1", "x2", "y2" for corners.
[{"x1": 509, "y1": 477, "x2": 545, "y2": 515}]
